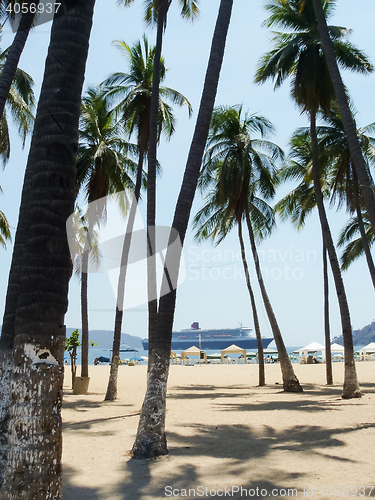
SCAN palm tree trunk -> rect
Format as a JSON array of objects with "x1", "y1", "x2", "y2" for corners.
[
  {"x1": 238, "y1": 219, "x2": 265, "y2": 386},
  {"x1": 0, "y1": 348, "x2": 12, "y2": 487},
  {"x1": 0, "y1": 162, "x2": 34, "y2": 488},
  {"x1": 80, "y1": 224, "x2": 91, "y2": 379},
  {"x1": 147, "y1": 4, "x2": 170, "y2": 363},
  {"x1": 310, "y1": 110, "x2": 360, "y2": 399},
  {"x1": 0, "y1": 0, "x2": 38, "y2": 119},
  {"x1": 323, "y1": 241, "x2": 333, "y2": 385},
  {"x1": 312, "y1": 0, "x2": 375, "y2": 236},
  {"x1": 105, "y1": 151, "x2": 144, "y2": 401},
  {"x1": 132, "y1": 0, "x2": 234, "y2": 459},
  {"x1": 244, "y1": 206, "x2": 302, "y2": 393},
  {"x1": 0, "y1": 1, "x2": 95, "y2": 497}
]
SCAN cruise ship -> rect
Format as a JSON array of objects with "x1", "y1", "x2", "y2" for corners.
[{"x1": 142, "y1": 322, "x2": 274, "y2": 351}]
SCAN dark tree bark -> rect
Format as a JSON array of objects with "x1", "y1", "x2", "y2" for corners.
[
  {"x1": 238, "y1": 219, "x2": 265, "y2": 386},
  {"x1": 0, "y1": 0, "x2": 38, "y2": 120},
  {"x1": 310, "y1": 110, "x2": 360, "y2": 399},
  {"x1": 147, "y1": 2, "x2": 171, "y2": 364},
  {"x1": 244, "y1": 206, "x2": 302, "y2": 393},
  {"x1": 105, "y1": 152, "x2": 143, "y2": 401},
  {"x1": 132, "y1": 0, "x2": 234, "y2": 459},
  {"x1": 312, "y1": 0, "x2": 375, "y2": 236},
  {"x1": 323, "y1": 241, "x2": 333, "y2": 385},
  {"x1": 0, "y1": 1, "x2": 96, "y2": 496}
]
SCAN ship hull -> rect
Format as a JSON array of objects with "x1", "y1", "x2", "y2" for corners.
[{"x1": 142, "y1": 336, "x2": 274, "y2": 351}]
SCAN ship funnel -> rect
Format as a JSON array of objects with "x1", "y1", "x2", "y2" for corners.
[{"x1": 191, "y1": 322, "x2": 199, "y2": 330}]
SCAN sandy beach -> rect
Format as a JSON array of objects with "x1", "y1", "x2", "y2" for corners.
[{"x1": 62, "y1": 362, "x2": 375, "y2": 499}]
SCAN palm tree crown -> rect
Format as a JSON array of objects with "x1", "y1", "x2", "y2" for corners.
[
  {"x1": 102, "y1": 35, "x2": 192, "y2": 157},
  {"x1": 198, "y1": 105, "x2": 283, "y2": 225},
  {"x1": 255, "y1": 0, "x2": 373, "y2": 115},
  {"x1": 0, "y1": 31, "x2": 35, "y2": 165},
  {"x1": 76, "y1": 86, "x2": 137, "y2": 218}
]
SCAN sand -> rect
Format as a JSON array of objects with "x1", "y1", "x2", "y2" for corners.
[{"x1": 62, "y1": 362, "x2": 375, "y2": 499}]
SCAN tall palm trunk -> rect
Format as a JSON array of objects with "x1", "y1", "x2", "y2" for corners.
[
  {"x1": 0, "y1": 1, "x2": 95, "y2": 497},
  {"x1": 0, "y1": 4, "x2": 41, "y2": 483},
  {"x1": 310, "y1": 110, "x2": 360, "y2": 399},
  {"x1": 323, "y1": 241, "x2": 333, "y2": 385},
  {"x1": 0, "y1": 0, "x2": 38, "y2": 119},
  {"x1": 244, "y1": 206, "x2": 302, "y2": 392},
  {"x1": 147, "y1": 3, "x2": 170, "y2": 362},
  {"x1": 105, "y1": 152, "x2": 144, "y2": 401},
  {"x1": 80, "y1": 219, "x2": 94, "y2": 380},
  {"x1": 312, "y1": 0, "x2": 375, "y2": 236},
  {"x1": 132, "y1": 0, "x2": 233, "y2": 459},
  {"x1": 0, "y1": 156, "x2": 33, "y2": 487},
  {"x1": 238, "y1": 219, "x2": 265, "y2": 386}
]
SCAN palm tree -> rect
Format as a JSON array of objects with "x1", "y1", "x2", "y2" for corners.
[
  {"x1": 194, "y1": 105, "x2": 301, "y2": 391},
  {"x1": 0, "y1": 35, "x2": 35, "y2": 164},
  {"x1": 0, "y1": 1, "x2": 96, "y2": 495},
  {"x1": 311, "y1": 0, "x2": 375, "y2": 238},
  {"x1": 276, "y1": 130, "x2": 334, "y2": 385},
  {"x1": 131, "y1": 0, "x2": 233, "y2": 458},
  {"x1": 318, "y1": 107, "x2": 375, "y2": 290},
  {"x1": 0, "y1": 0, "x2": 38, "y2": 120},
  {"x1": 76, "y1": 87, "x2": 136, "y2": 385},
  {"x1": 120, "y1": 0, "x2": 199, "y2": 354},
  {"x1": 338, "y1": 211, "x2": 374, "y2": 272},
  {"x1": 101, "y1": 37, "x2": 191, "y2": 398},
  {"x1": 255, "y1": 0, "x2": 370, "y2": 398}
]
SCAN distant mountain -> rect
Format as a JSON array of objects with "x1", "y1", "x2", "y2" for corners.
[
  {"x1": 66, "y1": 328, "x2": 143, "y2": 350},
  {"x1": 0, "y1": 325, "x2": 144, "y2": 350},
  {"x1": 332, "y1": 321, "x2": 375, "y2": 347}
]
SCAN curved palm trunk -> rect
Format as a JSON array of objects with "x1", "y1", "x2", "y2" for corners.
[
  {"x1": 105, "y1": 152, "x2": 144, "y2": 401},
  {"x1": 323, "y1": 241, "x2": 333, "y2": 385},
  {"x1": 132, "y1": 0, "x2": 233, "y2": 459},
  {"x1": 244, "y1": 207, "x2": 302, "y2": 393},
  {"x1": 238, "y1": 219, "x2": 265, "y2": 386},
  {"x1": 312, "y1": 0, "x2": 375, "y2": 236},
  {"x1": 147, "y1": 4, "x2": 170, "y2": 362},
  {"x1": 0, "y1": 0, "x2": 38, "y2": 119},
  {"x1": 0, "y1": 1, "x2": 95, "y2": 497},
  {"x1": 310, "y1": 110, "x2": 360, "y2": 399}
]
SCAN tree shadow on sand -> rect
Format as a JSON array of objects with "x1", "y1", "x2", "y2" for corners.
[
  {"x1": 111, "y1": 422, "x2": 375, "y2": 499},
  {"x1": 63, "y1": 465, "x2": 102, "y2": 500}
]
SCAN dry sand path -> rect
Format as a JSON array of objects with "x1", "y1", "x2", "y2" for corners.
[{"x1": 62, "y1": 363, "x2": 375, "y2": 499}]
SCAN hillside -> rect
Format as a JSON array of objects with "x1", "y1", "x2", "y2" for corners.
[
  {"x1": 0, "y1": 325, "x2": 144, "y2": 350},
  {"x1": 332, "y1": 321, "x2": 375, "y2": 346},
  {"x1": 65, "y1": 328, "x2": 144, "y2": 350}
]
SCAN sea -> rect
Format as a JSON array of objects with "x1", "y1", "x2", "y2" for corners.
[{"x1": 69, "y1": 343, "x2": 364, "y2": 365}]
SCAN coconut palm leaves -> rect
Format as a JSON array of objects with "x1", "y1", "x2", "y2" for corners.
[
  {"x1": 256, "y1": 0, "x2": 371, "y2": 399},
  {"x1": 317, "y1": 106, "x2": 375, "y2": 286},
  {"x1": 194, "y1": 105, "x2": 302, "y2": 392},
  {"x1": 76, "y1": 87, "x2": 137, "y2": 382},
  {"x1": 100, "y1": 36, "x2": 192, "y2": 399},
  {"x1": 102, "y1": 36, "x2": 192, "y2": 160},
  {"x1": 311, "y1": 0, "x2": 375, "y2": 239},
  {"x1": 0, "y1": 37, "x2": 34, "y2": 165},
  {"x1": 338, "y1": 212, "x2": 373, "y2": 270},
  {"x1": 119, "y1": 0, "x2": 199, "y2": 26}
]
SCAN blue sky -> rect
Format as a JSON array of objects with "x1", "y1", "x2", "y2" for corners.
[{"x1": 1, "y1": 0, "x2": 375, "y2": 347}]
